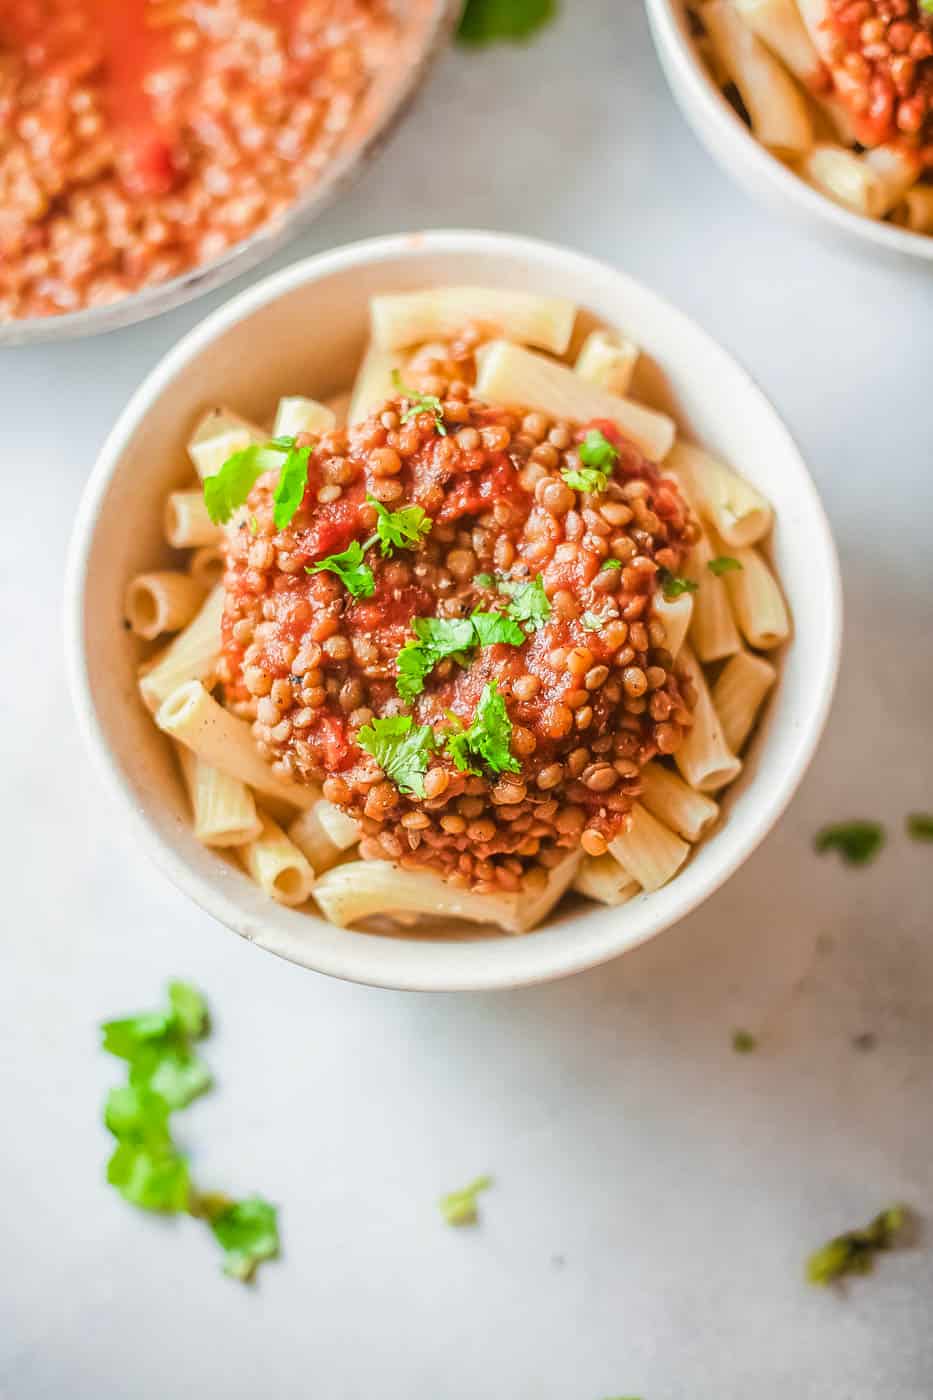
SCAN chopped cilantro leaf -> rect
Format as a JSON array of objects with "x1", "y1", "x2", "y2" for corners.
[
  {"x1": 581, "y1": 611, "x2": 607, "y2": 632},
  {"x1": 196, "y1": 1195, "x2": 280, "y2": 1283},
  {"x1": 474, "y1": 572, "x2": 495, "y2": 589},
  {"x1": 202, "y1": 441, "x2": 290, "y2": 525},
  {"x1": 601, "y1": 558, "x2": 623, "y2": 571},
  {"x1": 732, "y1": 1029, "x2": 757, "y2": 1054},
  {"x1": 708, "y1": 555, "x2": 742, "y2": 577},
  {"x1": 579, "y1": 428, "x2": 619, "y2": 472},
  {"x1": 392, "y1": 369, "x2": 447, "y2": 436},
  {"x1": 458, "y1": 0, "x2": 555, "y2": 44},
  {"x1": 396, "y1": 616, "x2": 476, "y2": 702},
  {"x1": 807, "y1": 1206, "x2": 909, "y2": 1285},
  {"x1": 562, "y1": 464, "x2": 610, "y2": 494},
  {"x1": 499, "y1": 573, "x2": 552, "y2": 629},
  {"x1": 366, "y1": 497, "x2": 432, "y2": 556},
  {"x1": 439, "y1": 1175, "x2": 492, "y2": 1226},
  {"x1": 906, "y1": 813, "x2": 933, "y2": 842},
  {"x1": 272, "y1": 442, "x2": 311, "y2": 530},
  {"x1": 306, "y1": 540, "x2": 375, "y2": 598},
  {"x1": 168, "y1": 981, "x2": 209, "y2": 1038},
  {"x1": 814, "y1": 821, "x2": 885, "y2": 867},
  {"x1": 445, "y1": 681, "x2": 520, "y2": 776},
  {"x1": 131, "y1": 1049, "x2": 212, "y2": 1110},
  {"x1": 470, "y1": 611, "x2": 527, "y2": 648},
  {"x1": 357, "y1": 715, "x2": 436, "y2": 798},
  {"x1": 107, "y1": 1140, "x2": 191, "y2": 1214},
  {"x1": 660, "y1": 571, "x2": 698, "y2": 600}
]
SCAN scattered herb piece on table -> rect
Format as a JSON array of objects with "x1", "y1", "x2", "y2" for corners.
[
  {"x1": 457, "y1": 0, "x2": 556, "y2": 44},
  {"x1": 906, "y1": 813, "x2": 933, "y2": 842},
  {"x1": 732, "y1": 1029, "x2": 757, "y2": 1054},
  {"x1": 814, "y1": 821, "x2": 885, "y2": 867},
  {"x1": 806, "y1": 1205, "x2": 910, "y2": 1286},
  {"x1": 439, "y1": 1175, "x2": 493, "y2": 1226}
]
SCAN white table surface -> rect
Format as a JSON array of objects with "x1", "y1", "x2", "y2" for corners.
[{"x1": 3, "y1": 4, "x2": 933, "y2": 1397}]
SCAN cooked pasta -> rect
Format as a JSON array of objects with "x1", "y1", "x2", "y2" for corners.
[
  {"x1": 126, "y1": 286, "x2": 789, "y2": 936},
  {"x1": 691, "y1": 0, "x2": 933, "y2": 233}
]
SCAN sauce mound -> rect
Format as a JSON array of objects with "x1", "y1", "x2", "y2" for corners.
[
  {"x1": 219, "y1": 371, "x2": 698, "y2": 893},
  {"x1": 825, "y1": 0, "x2": 933, "y2": 153}
]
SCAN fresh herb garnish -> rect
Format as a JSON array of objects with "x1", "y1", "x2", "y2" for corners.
[
  {"x1": 732, "y1": 1029, "x2": 757, "y2": 1054},
  {"x1": 446, "y1": 681, "x2": 520, "y2": 776},
  {"x1": 306, "y1": 540, "x2": 375, "y2": 598},
  {"x1": 439, "y1": 1175, "x2": 493, "y2": 1226},
  {"x1": 474, "y1": 572, "x2": 496, "y2": 588},
  {"x1": 272, "y1": 441, "x2": 311, "y2": 530},
  {"x1": 814, "y1": 821, "x2": 885, "y2": 867},
  {"x1": 366, "y1": 497, "x2": 432, "y2": 556},
  {"x1": 101, "y1": 983, "x2": 279, "y2": 1282},
  {"x1": 708, "y1": 555, "x2": 742, "y2": 576},
  {"x1": 579, "y1": 427, "x2": 619, "y2": 471},
  {"x1": 192, "y1": 1194, "x2": 281, "y2": 1283},
  {"x1": 458, "y1": 0, "x2": 555, "y2": 42},
  {"x1": 392, "y1": 369, "x2": 447, "y2": 436},
  {"x1": 906, "y1": 813, "x2": 933, "y2": 842},
  {"x1": 203, "y1": 442, "x2": 291, "y2": 525},
  {"x1": 601, "y1": 558, "x2": 623, "y2": 571},
  {"x1": 660, "y1": 570, "x2": 699, "y2": 600},
  {"x1": 357, "y1": 715, "x2": 436, "y2": 797},
  {"x1": 562, "y1": 464, "x2": 610, "y2": 494},
  {"x1": 396, "y1": 610, "x2": 526, "y2": 700},
  {"x1": 498, "y1": 573, "x2": 552, "y2": 629},
  {"x1": 807, "y1": 1206, "x2": 909, "y2": 1286},
  {"x1": 581, "y1": 611, "x2": 607, "y2": 632}
]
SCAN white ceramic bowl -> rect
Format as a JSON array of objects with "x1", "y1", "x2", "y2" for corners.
[
  {"x1": 645, "y1": 0, "x2": 933, "y2": 264},
  {"x1": 65, "y1": 230, "x2": 842, "y2": 992}
]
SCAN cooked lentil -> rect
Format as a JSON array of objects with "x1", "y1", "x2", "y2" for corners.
[{"x1": 220, "y1": 373, "x2": 699, "y2": 890}]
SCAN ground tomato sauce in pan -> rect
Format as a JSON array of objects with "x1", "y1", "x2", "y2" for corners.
[
  {"x1": 218, "y1": 357, "x2": 700, "y2": 895},
  {"x1": 0, "y1": 0, "x2": 399, "y2": 320}
]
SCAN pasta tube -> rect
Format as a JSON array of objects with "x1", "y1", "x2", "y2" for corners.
[
  {"x1": 187, "y1": 407, "x2": 264, "y2": 481},
  {"x1": 712, "y1": 649, "x2": 777, "y2": 753},
  {"x1": 732, "y1": 0, "x2": 824, "y2": 88},
  {"x1": 653, "y1": 590, "x2": 694, "y2": 661},
  {"x1": 638, "y1": 762, "x2": 720, "y2": 842},
  {"x1": 176, "y1": 745, "x2": 261, "y2": 847},
  {"x1": 272, "y1": 396, "x2": 336, "y2": 439},
  {"x1": 476, "y1": 341, "x2": 675, "y2": 462},
  {"x1": 718, "y1": 543, "x2": 790, "y2": 650},
  {"x1": 664, "y1": 462, "x2": 742, "y2": 662},
  {"x1": 155, "y1": 681, "x2": 317, "y2": 810},
  {"x1": 238, "y1": 813, "x2": 315, "y2": 907},
  {"x1": 574, "y1": 329, "x2": 640, "y2": 397},
  {"x1": 370, "y1": 287, "x2": 576, "y2": 355},
  {"x1": 312, "y1": 851, "x2": 580, "y2": 934},
  {"x1": 895, "y1": 185, "x2": 933, "y2": 235},
  {"x1": 701, "y1": 0, "x2": 813, "y2": 158},
  {"x1": 164, "y1": 489, "x2": 224, "y2": 549},
  {"x1": 138, "y1": 586, "x2": 224, "y2": 712},
  {"x1": 188, "y1": 545, "x2": 225, "y2": 592},
  {"x1": 667, "y1": 440, "x2": 773, "y2": 548},
  {"x1": 288, "y1": 801, "x2": 360, "y2": 876},
  {"x1": 608, "y1": 803, "x2": 690, "y2": 892},
  {"x1": 124, "y1": 571, "x2": 205, "y2": 641},
  {"x1": 572, "y1": 854, "x2": 640, "y2": 906},
  {"x1": 348, "y1": 343, "x2": 403, "y2": 424},
  {"x1": 674, "y1": 645, "x2": 743, "y2": 792}
]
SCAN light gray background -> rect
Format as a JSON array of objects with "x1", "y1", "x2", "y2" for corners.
[{"x1": 2, "y1": 4, "x2": 932, "y2": 1397}]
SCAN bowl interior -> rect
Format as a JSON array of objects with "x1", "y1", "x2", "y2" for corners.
[
  {"x1": 646, "y1": 0, "x2": 933, "y2": 262},
  {"x1": 69, "y1": 232, "x2": 841, "y2": 990}
]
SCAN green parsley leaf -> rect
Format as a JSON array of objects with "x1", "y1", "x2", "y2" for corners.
[
  {"x1": 392, "y1": 369, "x2": 447, "y2": 436},
  {"x1": 815, "y1": 821, "x2": 885, "y2": 867},
  {"x1": 708, "y1": 555, "x2": 743, "y2": 577},
  {"x1": 306, "y1": 540, "x2": 375, "y2": 598},
  {"x1": 439, "y1": 1175, "x2": 492, "y2": 1226},
  {"x1": 458, "y1": 0, "x2": 555, "y2": 44},
  {"x1": 131, "y1": 1049, "x2": 212, "y2": 1111},
  {"x1": 562, "y1": 464, "x2": 610, "y2": 494},
  {"x1": 601, "y1": 558, "x2": 623, "y2": 571},
  {"x1": 101, "y1": 1010, "x2": 178, "y2": 1062},
  {"x1": 357, "y1": 715, "x2": 436, "y2": 798},
  {"x1": 581, "y1": 611, "x2": 607, "y2": 632},
  {"x1": 579, "y1": 427, "x2": 619, "y2": 472},
  {"x1": 921, "y1": 0, "x2": 933, "y2": 13},
  {"x1": 397, "y1": 616, "x2": 476, "y2": 701},
  {"x1": 446, "y1": 681, "x2": 520, "y2": 776},
  {"x1": 107, "y1": 1141, "x2": 191, "y2": 1214},
  {"x1": 906, "y1": 813, "x2": 933, "y2": 842},
  {"x1": 732, "y1": 1029, "x2": 757, "y2": 1054},
  {"x1": 474, "y1": 572, "x2": 495, "y2": 589},
  {"x1": 499, "y1": 573, "x2": 552, "y2": 629},
  {"x1": 102, "y1": 986, "x2": 211, "y2": 1109},
  {"x1": 470, "y1": 611, "x2": 527, "y2": 648},
  {"x1": 660, "y1": 571, "x2": 698, "y2": 600},
  {"x1": 807, "y1": 1206, "x2": 909, "y2": 1286},
  {"x1": 168, "y1": 981, "x2": 209, "y2": 1039},
  {"x1": 272, "y1": 443, "x2": 311, "y2": 530},
  {"x1": 366, "y1": 497, "x2": 432, "y2": 556},
  {"x1": 202, "y1": 442, "x2": 290, "y2": 525},
  {"x1": 201, "y1": 1196, "x2": 280, "y2": 1283}
]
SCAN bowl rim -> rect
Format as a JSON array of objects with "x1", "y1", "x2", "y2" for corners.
[
  {"x1": 65, "y1": 228, "x2": 843, "y2": 992},
  {"x1": 0, "y1": 0, "x2": 461, "y2": 348},
  {"x1": 644, "y1": 0, "x2": 933, "y2": 262}
]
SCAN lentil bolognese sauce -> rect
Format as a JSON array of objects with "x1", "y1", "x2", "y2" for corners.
[
  {"x1": 0, "y1": 0, "x2": 406, "y2": 321},
  {"x1": 135, "y1": 287, "x2": 788, "y2": 932}
]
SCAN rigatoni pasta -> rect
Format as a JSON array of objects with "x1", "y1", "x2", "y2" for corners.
[{"x1": 127, "y1": 286, "x2": 788, "y2": 934}]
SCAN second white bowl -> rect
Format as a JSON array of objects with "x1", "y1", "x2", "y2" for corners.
[{"x1": 65, "y1": 230, "x2": 841, "y2": 991}]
